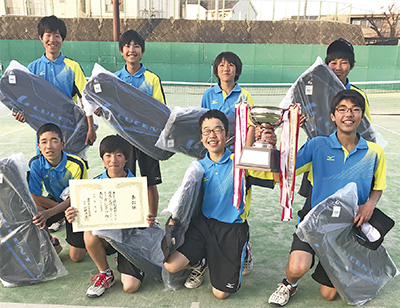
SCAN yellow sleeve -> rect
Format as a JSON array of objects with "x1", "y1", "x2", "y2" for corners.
[{"x1": 367, "y1": 142, "x2": 387, "y2": 190}]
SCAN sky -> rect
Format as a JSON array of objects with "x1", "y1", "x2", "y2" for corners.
[{"x1": 252, "y1": 0, "x2": 398, "y2": 21}]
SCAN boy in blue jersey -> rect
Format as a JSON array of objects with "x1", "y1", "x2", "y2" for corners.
[
  {"x1": 13, "y1": 15, "x2": 96, "y2": 147},
  {"x1": 28, "y1": 123, "x2": 88, "y2": 261},
  {"x1": 98, "y1": 29, "x2": 165, "y2": 228},
  {"x1": 65, "y1": 135, "x2": 156, "y2": 298},
  {"x1": 164, "y1": 109, "x2": 277, "y2": 299},
  {"x1": 268, "y1": 90, "x2": 386, "y2": 307}
]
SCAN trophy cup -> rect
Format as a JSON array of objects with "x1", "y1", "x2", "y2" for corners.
[{"x1": 235, "y1": 106, "x2": 282, "y2": 172}]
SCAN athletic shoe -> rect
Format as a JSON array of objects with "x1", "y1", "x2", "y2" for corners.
[
  {"x1": 86, "y1": 271, "x2": 115, "y2": 298},
  {"x1": 184, "y1": 260, "x2": 208, "y2": 289},
  {"x1": 49, "y1": 218, "x2": 65, "y2": 232},
  {"x1": 51, "y1": 237, "x2": 62, "y2": 254},
  {"x1": 242, "y1": 241, "x2": 253, "y2": 276},
  {"x1": 268, "y1": 278, "x2": 298, "y2": 307}
]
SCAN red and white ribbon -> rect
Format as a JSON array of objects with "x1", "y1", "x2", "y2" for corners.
[
  {"x1": 233, "y1": 101, "x2": 249, "y2": 210},
  {"x1": 279, "y1": 104, "x2": 300, "y2": 221}
]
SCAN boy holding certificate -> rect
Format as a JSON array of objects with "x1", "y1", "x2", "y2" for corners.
[
  {"x1": 65, "y1": 135, "x2": 156, "y2": 298},
  {"x1": 164, "y1": 109, "x2": 276, "y2": 299}
]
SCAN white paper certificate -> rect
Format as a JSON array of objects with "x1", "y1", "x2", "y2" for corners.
[{"x1": 70, "y1": 177, "x2": 148, "y2": 232}]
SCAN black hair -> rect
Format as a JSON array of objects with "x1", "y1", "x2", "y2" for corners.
[
  {"x1": 38, "y1": 15, "x2": 67, "y2": 40},
  {"x1": 199, "y1": 109, "x2": 229, "y2": 135},
  {"x1": 99, "y1": 135, "x2": 130, "y2": 159},
  {"x1": 213, "y1": 52, "x2": 242, "y2": 83},
  {"x1": 330, "y1": 89, "x2": 365, "y2": 116},
  {"x1": 119, "y1": 30, "x2": 145, "y2": 53},
  {"x1": 37, "y1": 123, "x2": 63, "y2": 143}
]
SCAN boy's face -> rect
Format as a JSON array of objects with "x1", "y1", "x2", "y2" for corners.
[
  {"x1": 217, "y1": 58, "x2": 236, "y2": 84},
  {"x1": 331, "y1": 99, "x2": 363, "y2": 134},
  {"x1": 200, "y1": 118, "x2": 228, "y2": 158},
  {"x1": 120, "y1": 41, "x2": 143, "y2": 67},
  {"x1": 328, "y1": 58, "x2": 352, "y2": 85},
  {"x1": 38, "y1": 131, "x2": 65, "y2": 167},
  {"x1": 102, "y1": 152, "x2": 127, "y2": 177},
  {"x1": 40, "y1": 30, "x2": 64, "y2": 57}
]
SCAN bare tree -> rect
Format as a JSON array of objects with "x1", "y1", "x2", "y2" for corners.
[{"x1": 365, "y1": 2, "x2": 400, "y2": 39}]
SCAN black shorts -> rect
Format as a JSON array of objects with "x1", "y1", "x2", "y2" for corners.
[
  {"x1": 104, "y1": 244, "x2": 145, "y2": 282},
  {"x1": 124, "y1": 143, "x2": 162, "y2": 186},
  {"x1": 177, "y1": 214, "x2": 249, "y2": 294},
  {"x1": 290, "y1": 233, "x2": 333, "y2": 288}
]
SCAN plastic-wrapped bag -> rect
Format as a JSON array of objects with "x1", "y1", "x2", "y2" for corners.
[
  {"x1": 0, "y1": 61, "x2": 95, "y2": 157},
  {"x1": 0, "y1": 153, "x2": 68, "y2": 286},
  {"x1": 82, "y1": 64, "x2": 174, "y2": 161},
  {"x1": 160, "y1": 161, "x2": 204, "y2": 291},
  {"x1": 297, "y1": 182, "x2": 398, "y2": 306},
  {"x1": 280, "y1": 57, "x2": 387, "y2": 148},
  {"x1": 92, "y1": 224, "x2": 165, "y2": 282},
  {"x1": 155, "y1": 107, "x2": 236, "y2": 158}
]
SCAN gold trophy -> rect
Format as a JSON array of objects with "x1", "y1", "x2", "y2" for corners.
[{"x1": 235, "y1": 106, "x2": 282, "y2": 172}]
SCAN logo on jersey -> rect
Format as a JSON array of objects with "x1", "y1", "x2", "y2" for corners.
[
  {"x1": 327, "y1": 156, "x2": 335, "y2": 161},
  {"x1": 39, "y1": 71, "x2": 45, "y2": 76},
  {"x1": 212, "y1": 100, "x2": 218, "y2": 105},
  {"x1": 203, "y1": 176, "x2": 209, "y2": 182},
  {"x1": 226, "y1": 282, "x2": 236, "y2": 289}
]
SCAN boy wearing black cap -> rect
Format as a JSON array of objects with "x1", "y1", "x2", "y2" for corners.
[
  {"x1": 325, "y1": 38, "x2": 372, "y2": 121},
  {"x1": 267, "y1": 89, "x2": 386, "y2": 307}
]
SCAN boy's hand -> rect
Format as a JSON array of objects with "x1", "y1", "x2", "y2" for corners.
[
  {"x1": 33, "y1": 211, "x2": 50, "y2": 229},
  {"x1": 259, "y1": 124, "x2": 277, "y2": 146},
  {"x1": 65, "y1": 206, "x2": 77, "y2": 224},
  {"x1": 146, "y1": 213, "x2": 157, "y2": 228},
  {"x1": 85, "y1": 129, "x2": 96, "y2": 146},
  {"x1": 12, "y1": 111, "x2": 26, "y2": 123},
  {"x1": 94, "y1": 107, "x2": 102, "y2": 117},
  {"x1": 354, "y1": 199, "x2": 376, "y2": 227},
  {"x1": 299, "y1": 114, "x2": 307, "y2": 127}
]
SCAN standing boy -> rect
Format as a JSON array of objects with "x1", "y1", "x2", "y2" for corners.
[
  {"x1": 28, "y1": 123, "x2": 87, "y2": 262},
  {"x1": 65, "y1": 135, "x2": 156, "y2": 298},
  {"x1": 13, "y1": 15, "x2": 96, "y2": 146},
  {"x1": 113, "y1": 29, "x2": 165, "y2": 222},
  {"x1": 268, "y1": 90, "x2": 386, "y2": 306},
  {"x1": 164, "y1": 109, "x2": 276, "y2": 299}
]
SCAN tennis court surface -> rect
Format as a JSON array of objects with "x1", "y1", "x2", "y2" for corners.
[{"x1": 0, "y1": 104, "x2": 399, "y2": 307}]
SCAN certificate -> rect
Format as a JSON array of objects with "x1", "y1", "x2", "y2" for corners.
[{"x1": 70, "y1": 177, "x2": 148, "y2": 232}]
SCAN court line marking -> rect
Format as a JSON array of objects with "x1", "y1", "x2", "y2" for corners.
[
  {"x1": 190, "y1": 302, "x2": 200, "y2": 308},
  {"x1": 0, "y1": 127, "x2": 27, "y2": 137},
  {"x1": 373, "y1": 124, "x2": 400, "y2": 136}
]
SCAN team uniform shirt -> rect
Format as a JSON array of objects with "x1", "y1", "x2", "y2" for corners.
[
  {"x1": 28, "y1": 52, "x2": 87, "y2": 103},
  {"x1": 94, "y1": 168, "x2": 134, "y2": 179},
  {"x1": 199, "y1": 149, "x2": 274, "y2": 223},
  {"x1": 201, "y1": 83, "x2": 253, "y2": 118},
  {"x1": 296, "y1": 131, "x2": 386, "y2": 209},
  {"x1": 114, "y1": 64, "x2": 166, "y2": 104},
  {"x1": 344, "y1": 79, "x2": 372, "y2": 122},
  {"x1": 28, "y1": 151, "x2": 88, "y2": 202}
]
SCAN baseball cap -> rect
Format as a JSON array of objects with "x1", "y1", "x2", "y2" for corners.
[{"x1": 327, "y1": 38, "x2": 354, "y2": 56}]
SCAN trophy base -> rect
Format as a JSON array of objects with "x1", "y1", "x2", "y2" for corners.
[{"x1": 235, "y1": 146, "x2": 279, "y2": 172}]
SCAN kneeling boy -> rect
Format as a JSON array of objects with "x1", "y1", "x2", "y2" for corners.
[
  {"x1": 65, "y1": 135, "x2": 156, "y2": 298},
  {"x1": 164, "y1": 109, "x2": 276, "y2": 299}
]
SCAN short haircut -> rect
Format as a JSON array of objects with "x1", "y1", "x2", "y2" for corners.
[
  {"x1": 325, "y1": 38, "x2": 355, "y2": 68},
  {"x1": 213, "y1": 52, "x2": 242, "y2": 83},
  {"x1": 199, "y1": 109, "x2": 229, "y2": 134},
  {"x1": 119, "y1": 30, "x2": 145, "y2": 52},
  {"x1": 37, "y1": 123, "x2": 63, "y2": 143},
  {"x1": 99, "y1": 135, "x2": 131, "y2": 159},
  {"x1": 38, "y1": 15, "x2": 67, "y2": 40},
  {"x1": 330, "y1": 89, "x2": 365, "y2": 116}
]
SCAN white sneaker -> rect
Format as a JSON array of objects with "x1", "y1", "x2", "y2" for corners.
[
  {"x1": 86, "y1": 271, "x2": 115, "y2": 298},
  {"x1": 242, "y1": 241, "x2": 253, "y2": 276},
  {"x1": 184, "y1": 260, "x2": 208, "y2": 289},
  {"x1": 268, "y1": 278, "x2": 298, "y2": 307},
  {"x1": 49, "y1": 219, "x2": 65, "y2": 232}
]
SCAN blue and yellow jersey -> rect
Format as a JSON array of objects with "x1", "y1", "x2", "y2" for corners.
[
  {"x1": 344, "y1": 80, "x2": 372, "y2": 122},
  {"x1": 28, "y1": 52, "x2": 86, "y2": 103},
  {"x1": 94, "y1": 168, "x2": 134, "y2": 179},
  {"x1": 199, "y1": 149, "x2": 274, "y2": 224},
  {"x1": 114, "y1": 64, "x2": 166, "y2": 104},
  {"x1": 296, "y1": 132, "x2": 386, "y2": 208},
  {"x1": 28, "y1": 151, "x2": 87, "y2": 202},
  {"x1": 201, "y1": 83, "x2": 253, "y2": 119}
]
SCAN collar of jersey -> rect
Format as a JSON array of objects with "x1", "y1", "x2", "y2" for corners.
[
  {"x1": 213, "y1": 83, "x2": 241, "y2": 94},
  {"x1": 40, "y1": 52, "x2": 65, "y2": 64},
  {"x1": 122, "y1": 63, "x2": 146, "y2": 78},
  {"x1": 203, "y1": 148, "x2": 231, "y2": 169},
  {"x1": 329, "y1": 131, "x2": 367, "y2": 150},
  {"x1": 42, "y1": 150, "x2": 67, "y2": 171}
]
